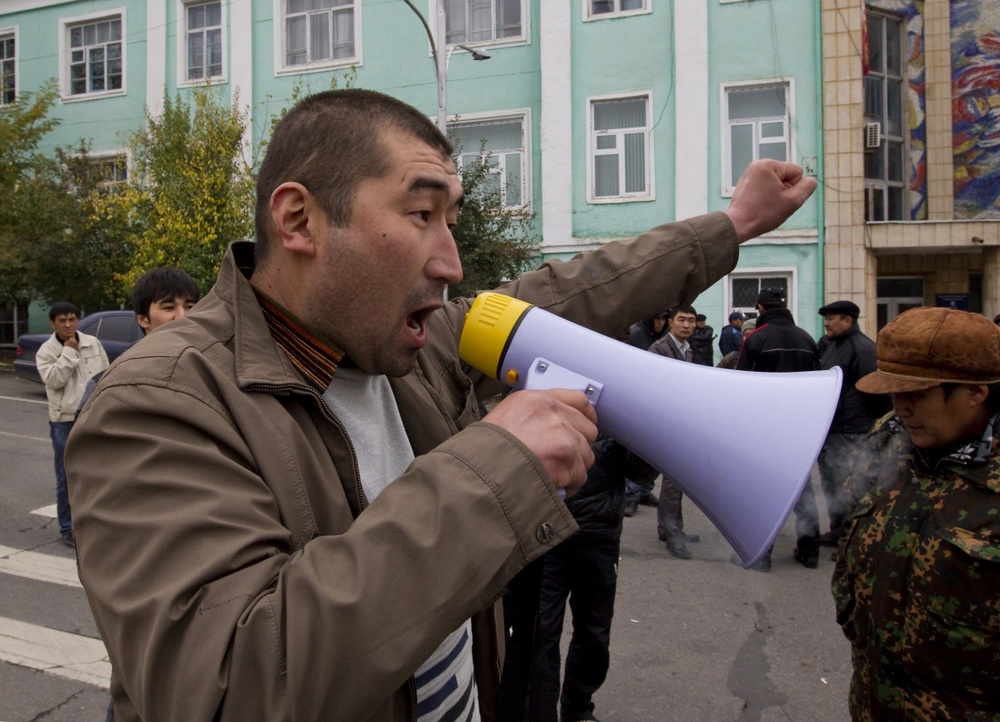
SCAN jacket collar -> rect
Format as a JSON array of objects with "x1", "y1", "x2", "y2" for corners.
[
  {"x1": 757, "y1": 307, "x2": 795, "y2": 326},
  {"x1": 214, "y1": 242, "x2": 319, "y2": 392}
]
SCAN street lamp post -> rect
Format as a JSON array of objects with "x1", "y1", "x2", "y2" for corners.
[{"x1": 401, "y1": 0, "x2": 490, "y2": 133}]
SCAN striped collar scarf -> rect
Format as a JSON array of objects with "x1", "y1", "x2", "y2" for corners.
[{"x1": 252, "y1": 287, "x2": 345, "y2": 391}]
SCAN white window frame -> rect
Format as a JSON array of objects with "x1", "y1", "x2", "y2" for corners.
[
  {"x1": 587, "y1": 91, "x2": 654, "y2": 204},
  {"x1": 90, "y1": 151, "x2": 129, "y2": 187},
  {"x1": 442, "y1": 0, "x2": 528, "y2": 49},
  {"x1": 582, "y1": 0, "x2": 650, "y2": 22},
  {"x1": 59, "y1": 9, "x2": 127, "y2": 101},
  {"x1": 449, "y1": 109, "x2": 532, "y2": 212},
  {"x1": 177, "y1": 0, "x2": 227, "y2": 86},
  {"x1": 725, "y1": 268, "x2": 797, "y2": 321},
  {"x1": 0, "y1": 26, "x2": 17, "y2": 106},
  {"x1": 274, "y1": 0, "x2": 361, "y2": 75},
  {"x1": 721, "y1": 79, "x2": 793, "y2": 197}
]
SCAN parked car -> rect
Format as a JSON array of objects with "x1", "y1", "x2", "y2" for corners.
[{"x1": 14, "y1": 310, "x2": 142, "y2": 384}]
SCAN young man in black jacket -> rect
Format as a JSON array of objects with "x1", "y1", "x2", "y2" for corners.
[{"x1": 736, "y1": 287, "x2": 821, "y2": 571}]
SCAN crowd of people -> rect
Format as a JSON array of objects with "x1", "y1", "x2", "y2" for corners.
[{"x1": 35, "y1": 87, "x2": 996, "y2": 722}]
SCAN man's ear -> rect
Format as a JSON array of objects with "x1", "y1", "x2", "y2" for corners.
[
  {"x1": 271, "y1": 182, "x2": 319, "y2": 259},
  {"x1": 137, "y1": 314, "x2": 151, "y2": 334},
  {"x1": 967, "y1": 384, "x2": 990, "y2": 407}
]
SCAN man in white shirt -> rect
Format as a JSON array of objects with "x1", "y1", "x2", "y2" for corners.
[{"x1": 36, "y1": 302, "x2": 108, "y2": 548}]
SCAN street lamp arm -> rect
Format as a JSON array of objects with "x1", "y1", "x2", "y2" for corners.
[{"x1": 402, "y1": 0, "x2": 439, "y2": 60}]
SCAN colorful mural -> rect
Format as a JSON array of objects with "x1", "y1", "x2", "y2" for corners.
[
  {"x1": 951, "y1": 0, "x2": 1000, "y2": 219},
  {"x1": 869, "y1": 0, "x2": 927, "y2": 221}
]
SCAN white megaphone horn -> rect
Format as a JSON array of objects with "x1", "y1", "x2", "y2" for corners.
[{"x1": 459, "y1": 292, "x2": 842, "y2": 567}]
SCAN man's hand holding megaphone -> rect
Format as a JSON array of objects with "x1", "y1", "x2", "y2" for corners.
[{"x1": 482, "y1": 389, "x2": 598, "y2": 498}]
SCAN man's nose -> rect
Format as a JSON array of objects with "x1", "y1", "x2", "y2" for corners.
[{"x1": 428, "y1": 228, "x2": 463, "y2": 285}]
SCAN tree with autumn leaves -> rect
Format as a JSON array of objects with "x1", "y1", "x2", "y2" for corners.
[{"x1": 2, "y1": 82, "x2": 536, "y2": 315}]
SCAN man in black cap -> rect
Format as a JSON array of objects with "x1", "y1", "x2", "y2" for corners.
[
  {"x1": 719, "y1": 310, "x2": 746, "y2": 357},
  {"x1": 816, "y1": 300, "x2": 890, "y2": 550},
  {"x1": 736, "y1": 286, "x2": 821, "y2": 570},
  {"x1": 690, "y1": 313, "x2": 715, "y2": 366}
]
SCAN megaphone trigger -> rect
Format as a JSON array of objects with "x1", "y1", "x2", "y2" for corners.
[{"x1": 521, "y1": 359, "x2": 605, "y2": 407}]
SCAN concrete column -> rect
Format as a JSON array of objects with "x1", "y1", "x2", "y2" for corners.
[
  {"x1": 539, "y1": 1, "x2": 573, "y2": 250},
  {"x1": 673, "y1": 0, "x2": 708, "y2": 218},
  {"x1": 923, "y1": 0, "x2": 954, "y2": 220}
]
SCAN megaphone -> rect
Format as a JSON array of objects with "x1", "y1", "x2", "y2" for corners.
[{"x1": 459, "y1": 292, "x2": 842, "y2": 567}]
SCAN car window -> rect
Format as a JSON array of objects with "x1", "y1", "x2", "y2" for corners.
[{"x1": 85, "y1": 314, "x2": 141, "y2": 343}]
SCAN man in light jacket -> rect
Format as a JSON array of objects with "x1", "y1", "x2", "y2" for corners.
[
  {"x1": 67, "y1": 89, "x2": 815, "y2": 722},
  {"x1": 36, "y1": 301, "x2": 108, "y2": 548}
]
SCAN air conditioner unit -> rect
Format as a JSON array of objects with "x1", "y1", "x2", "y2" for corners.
[{"x1": 865, "y1": 122, "x2": 882, "y2": 149}]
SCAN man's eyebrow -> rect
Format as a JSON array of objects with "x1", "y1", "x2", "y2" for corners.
[{"x1": 407, "y1": 177, "x2": 464, "y2": 208}]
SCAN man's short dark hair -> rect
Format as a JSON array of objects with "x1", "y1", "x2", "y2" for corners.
[
  {"x1": 756, "y1": 286, "x2": 787, "y2": 311},
  {"x1": 255, "y1": 89, "x2": 453, "y2": 267},
  {"x1": 49, "y1": 302, "x2": 80, "y2": 320},
  {"x1": 668, "y1": 305, "x2": 697, "y2": 319},
  {"x1": 132, "y1": 268, "x2": 200, "y2": 318}
]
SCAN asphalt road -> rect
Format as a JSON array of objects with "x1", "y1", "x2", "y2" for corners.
[{"x1": 0, "y1": 368, "x2": 851, "y2": 721}]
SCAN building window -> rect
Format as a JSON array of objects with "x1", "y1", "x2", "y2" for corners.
[
  {"x1": 186, "y1": 1, "x2": 223, "y2": 81},
  {"x1": 0, "y1": 31, "x2": 15, "y2": 105},
  {"x1": 724, "y1": 83, "x2": 789, "y2": 194},
  {"x1": 67, "y1": 16, "x2": 123, "y2": 96},
  {"x1": 91, "y1": 154, "x2": 128, "y2": 189},
  {"x1": 864, "y1": 11, "x2": 906, "y2": 221},
  {"x1": 589, "y1": 94, "x2": 652, "y2": 201},
  {"x1": 586, "y1": 0, "x2": 648, "y2": 19},
  {"x1": 730, "y1": 274, "x2": 791, "y2": 319},
  {"x1": 0, "y1": 301, "x2": 29, "y2": 346},
  {"x1": 451, "y1": 115, "x2": 528, "y2": 209},
  {"x1": 283, "y1": 0, "x2": 356, "y2": 69},
  {"x1": 445, "y1": 0, "x2": 524, "y2": 45}
]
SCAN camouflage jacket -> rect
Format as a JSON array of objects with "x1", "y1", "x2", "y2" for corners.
[{"x1": 832, "y1": 413, "x2": 1000, "y2": 721}]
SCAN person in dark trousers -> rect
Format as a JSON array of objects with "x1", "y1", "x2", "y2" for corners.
[
  {"x1": 815, "y1": 300, "x2": 890, "y2": 549},
  {"x1": 719, "y1": 311, "x2": 746, "y2": 356},
  {"x1": 736, "y1": 287, "x2": 821, "y2": 571},
  {"x1": 648, "y1": 305, "x2": 702, "y2": 559},
  {"x1": 622, "y1": 311, "x2": 669, "y2": 514},
  {"x1": 528, "y1": 435, "x2": 657, "y2": 722},
  {"x1": 690, "y1": 313, "x2": 715, "y2": 366}
]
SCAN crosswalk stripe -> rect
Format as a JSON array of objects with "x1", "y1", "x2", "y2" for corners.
[
  {"x1": 0, "y1": 545, "x2": 81, "y2": 588},
  {"x1": 30, "y1": 504, "x2": 57, "y2": 519},
  {"x1": 0, "y1": 616, "x2": 110, "y2": 688},
  {"x1": 0, "y1": 430, "x2": 48, "y2": 442}
]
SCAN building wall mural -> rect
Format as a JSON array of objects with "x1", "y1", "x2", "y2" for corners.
[
  {"x1": 869, "y1": 0, "x2": 927, "y2": 221},
  {"x1": 951, "y1": 0, "x2": 1000, "y2": 219}
]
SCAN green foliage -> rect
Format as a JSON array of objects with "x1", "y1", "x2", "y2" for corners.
[
  {"x1": 23, "y1": 143, "x2": 133, "y2": 311},
  {"x1": 0, "y1": 81, "x2": 62, "y2": 305},
  {"x1": 0, "y1": 81, "x2": 126, "y2": 311},
  {"x1": 449, "y1": 145, "x2": 538, "y2": 298},
  {"x1": 95, "y1": 86, "x2": 255, "y2": 294}
]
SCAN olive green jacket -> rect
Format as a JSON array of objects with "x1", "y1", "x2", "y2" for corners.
[{"x1": 833, "y1": 414, "x2": 1000, "y2": 721}]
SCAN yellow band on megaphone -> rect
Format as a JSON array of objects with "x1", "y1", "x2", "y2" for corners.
[{"x1": 460, "y1": 292, "x2": 534, "y2": 381}]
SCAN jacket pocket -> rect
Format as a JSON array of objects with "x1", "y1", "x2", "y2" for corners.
[{"x1": 904, "y1": 528, "x2": 1000, "y2": 700}]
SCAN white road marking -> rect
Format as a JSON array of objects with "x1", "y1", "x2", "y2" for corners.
[
  {"x1": 0, "y1": 430, "x2": 48, "y2": 443},
  {"x1": 0, "y1": 545, "x2": 81, "y2": 588},
  {"x1": 0, "y1": 395, "x2": 47, "y2": 406},
  {"x1": 30, "y1": 504, "x2": 57, "y2": 519},
  {"x1": 0, "y1": 616, "x2": 110, "y2": 687}
]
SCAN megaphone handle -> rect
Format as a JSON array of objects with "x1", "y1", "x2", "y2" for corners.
[{"x1": 519, "y1": 359, "x2": 604, "y2": 501}]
